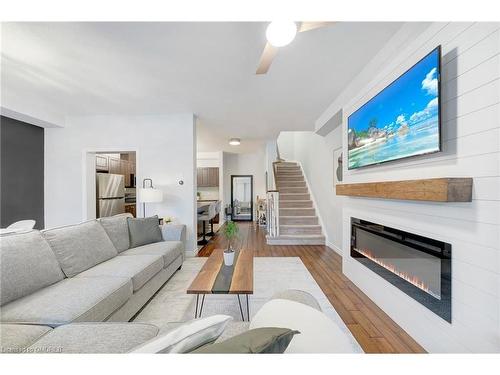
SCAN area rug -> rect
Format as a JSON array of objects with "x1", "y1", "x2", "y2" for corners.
[{"x1": 133, "y1": 257, "x2": 362, "y2": 352}]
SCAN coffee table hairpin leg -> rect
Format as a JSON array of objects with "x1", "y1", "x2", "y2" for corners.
[
  {"x1": 194, "y1": 294, "x2": 206, "y2": 318},
  {"x1": 246, "y1": 294, "x2": 250, "y2": 321},
  {"x1": 195, "y1": 294, "x2": 249, "y2": 321},
  {"x1": 237, "y1": 294, "x2": 250, "y2": 321}
]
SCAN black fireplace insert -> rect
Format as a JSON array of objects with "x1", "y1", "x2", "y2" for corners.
[{"x1": 351, "y1": 218, "x2": 451, "y2": 322}]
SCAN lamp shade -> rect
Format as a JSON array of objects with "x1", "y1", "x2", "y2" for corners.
[{"x1": 139, "y1": 188, "x2": 163, "y2": 203}]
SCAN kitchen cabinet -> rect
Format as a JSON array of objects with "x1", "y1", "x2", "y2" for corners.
[
  {"x1": 96, "y1": 154, "x2": 136, "y2": 187},
  {"x1": 198, "y1": 168, "x2": 208, "y2": 187},
  {"x1": 96, "y1": 155, "x2": 108, "y2": 171},
  {"x1": 197, "y1": 167, "x2": 219, "y2": 187},
  {"x1": 120, "y1": 160, "x2": 130, "y2": 187},
  {"x1": 196, "y1": 168, "x2": 203, "y2": 186},
  {"x1": 209, "y1": 167, "x2": 219, "y2": 187},
  {"x1": 127, "y1": 162, "x2": 136, "y2": 187}
]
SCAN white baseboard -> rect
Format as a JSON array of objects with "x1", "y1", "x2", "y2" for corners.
[{"x1": 326, "y1": 239, "x2": 343, "y2": 257}]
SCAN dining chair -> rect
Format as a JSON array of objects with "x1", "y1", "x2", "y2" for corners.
[
  {"x1": 207, "y1": 200, "x2": 221, "y2": 237},
  {"x1": 7, "y1": 220, "x2": 36, "y2": 230}
]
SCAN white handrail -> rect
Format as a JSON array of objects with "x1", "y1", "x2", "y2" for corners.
[
  {"x1": 266, "y1": 159, "x2": 281, "y2": 237},
  {"x1": 266, "y1": 190, "x2": 279, "y2": 237}
]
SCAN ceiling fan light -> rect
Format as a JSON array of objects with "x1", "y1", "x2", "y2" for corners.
[
  {"x1": 266, "y1": 21, "x2": 297, "y2": 47},
  {"x1": 229, "y1": 138, "x2": 241, "y2": 146}
]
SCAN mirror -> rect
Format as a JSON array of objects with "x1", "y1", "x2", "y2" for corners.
[{"x1": 231, "y1": 175, "x2": 253, "y2": 221}]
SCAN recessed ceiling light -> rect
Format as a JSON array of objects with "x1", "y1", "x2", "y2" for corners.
[
  {"x1": 229, "y1": 138, "x2": 241, "y2": 146},
  {"x1": 266, "y1": 21, "x2": 298, "y2": 47}
]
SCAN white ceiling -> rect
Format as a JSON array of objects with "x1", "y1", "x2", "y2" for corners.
[{"x1": 1, "y1": 22, "x2": 403, "y2": 153}]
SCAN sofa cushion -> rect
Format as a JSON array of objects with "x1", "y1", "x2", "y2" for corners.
[
  {"x1": 0, "y1": 277, "x2": 132, "y2": 327},
  {"x1": 75, "y1": 254, "x2": 163, "y2": 292},
  {"x1": 0, "y1": 231, "x2": 65, "y2": 306},
  {"x1": 99, "y1": 214, "x2": 132, "y2": 252},
  {"x1": 119, "y1": 241, "x2": 183, "y2": 268},
  {"x1": 28, "y1": 323, "x2": 159, "y2": 354},
  {"x1": 127, "y1": 216, "x2": 163, "y2": 248},
  {"x1": 42, "y1": 220, "x2": 118, "y2": 277},
  {"x1": 1, "y1": 324, "x2": 52, "y2": 353}
]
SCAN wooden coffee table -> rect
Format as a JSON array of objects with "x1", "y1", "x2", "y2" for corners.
[{"x1": 187, "y1": 248, "x2": 253, "y2": 321}]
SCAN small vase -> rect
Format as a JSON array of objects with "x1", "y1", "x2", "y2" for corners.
[{"x1": 223, "y1": 250, "x2": 234, "y2": 266}]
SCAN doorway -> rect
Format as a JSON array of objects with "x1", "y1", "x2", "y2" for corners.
[
  {"x1": 85, "y1": 151, "x2": 137, "y2": 220},
  {"x1": 96, "y1": 152, "x2": 136, "y2": 218},
  {"x1": 231, "y1": 175, "x2": 253, "y2": 221}
]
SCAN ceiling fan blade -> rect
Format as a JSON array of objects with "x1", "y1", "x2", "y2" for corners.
[
  {"x1": 298, "y1": 21, "x2": 334, "y2": 33},
  {"x1": 256, "y1": 42, "x2": 278, "y2": 75}
]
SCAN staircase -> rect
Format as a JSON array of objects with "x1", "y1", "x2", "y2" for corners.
[{"x1": 266, "y1": 161, "x2": 325, "y2": 245}]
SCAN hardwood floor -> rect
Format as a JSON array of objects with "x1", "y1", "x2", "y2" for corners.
[{"x1": 198, "y1": 221, "x2": 426, "y2": 353}]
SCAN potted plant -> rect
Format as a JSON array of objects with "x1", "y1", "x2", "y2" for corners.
[{"x1": 222, "y1": 220, "x2": 239, "y2": 266}]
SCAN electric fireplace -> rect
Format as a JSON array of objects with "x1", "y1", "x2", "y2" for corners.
[{"x1": 351, "y1": 218, "x2": 451, "y2": 322}]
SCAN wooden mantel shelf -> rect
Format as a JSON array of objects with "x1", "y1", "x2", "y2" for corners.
[{"x1": 336, "y1": 178, "x2": 473, "y2": 202}]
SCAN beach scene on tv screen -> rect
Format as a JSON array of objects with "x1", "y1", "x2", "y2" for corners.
[{"x1": 348, "y1": 48, "x2": 440, "y2": 169}]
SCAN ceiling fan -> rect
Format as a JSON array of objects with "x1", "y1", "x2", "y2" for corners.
[{"x1": 256, "y1": 21, "x2": 334, "y2": 75}]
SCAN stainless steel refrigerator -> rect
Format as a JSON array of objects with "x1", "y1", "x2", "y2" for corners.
[{"x1": 96, "y1": 173, "x2": 125, "y2": 218}]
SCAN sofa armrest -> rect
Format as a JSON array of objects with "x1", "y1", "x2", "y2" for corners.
[
  {"x1": 161, "y1": 224, "x2": 186, "y2": 244},
  {"x1": 249, "y1": 299, "x2": 361, "y2": 353}
]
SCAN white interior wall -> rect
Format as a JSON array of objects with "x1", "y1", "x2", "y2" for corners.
[
  {"x1": 45, "y1": 114, "x2": 198, "y2": 254},
  {"x1": 84, "y1": 152, "x2": 97, "y2": 220},
  {"x1": 287, "y1": 22, "x2": 500, "y2": 352},
  {"x1": 197, "y1": 152, "x2": 221, "y2": 168},
  {"x1": 276, "y1": 131, "x2": 296, "y2": 161},
  {"x1": 265, "y1": 140, "x2": 278, "y2": 191}
]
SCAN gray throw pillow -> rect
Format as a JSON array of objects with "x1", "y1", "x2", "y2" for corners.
[
  {"x1": 99, "y1": 214, "x2": 132, "y2": 252},
  {"x1": 192, "y1": 327, "x2": 299, "y2": 354},
  {"x1": 127, "y1": 216, "x2": 163, "y2": 248}
]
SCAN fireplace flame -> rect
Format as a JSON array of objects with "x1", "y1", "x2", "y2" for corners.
[{"x1": 355, "y1": 247, "x2": 441, "y2": 300}]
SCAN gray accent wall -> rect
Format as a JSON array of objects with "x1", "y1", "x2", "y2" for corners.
[{"x1": 1, "y1": 115, "x2": 44, "y2": 229}]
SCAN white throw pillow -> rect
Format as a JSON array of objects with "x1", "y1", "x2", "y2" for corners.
[{"x1": 130, "y1": 315, "x2": 232, "y2": 353}]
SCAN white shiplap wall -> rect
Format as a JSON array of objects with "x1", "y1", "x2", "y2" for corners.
[
  {"x1": 341, "y1": 22, "x2": 500, "y2": 353},
  {"x1": 295, "y1": 22, "x2": 499, "y2": 352}
]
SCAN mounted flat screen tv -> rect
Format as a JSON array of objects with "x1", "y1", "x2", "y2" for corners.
[{"x1": 348, "y1": 46, "x2": 441, "y2": 170}]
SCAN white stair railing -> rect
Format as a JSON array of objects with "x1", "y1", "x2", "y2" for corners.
[
  {"x1": 276, "y1": 143, "x2": 284, "y2": 162},
  {"x1": 266, "y1": 190, "x2": 279, "y2": 237},
  {"x1": 266, "y1": 159, "x2": 281, "y2": 237}
]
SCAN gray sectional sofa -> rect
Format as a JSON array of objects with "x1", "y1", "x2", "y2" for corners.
[
  {"x1": 0, "y1": 214, "x2": 185, "y2": 352},
  {"x1": 1, "y1": 216, "x2": 355, "y2": 354}
]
